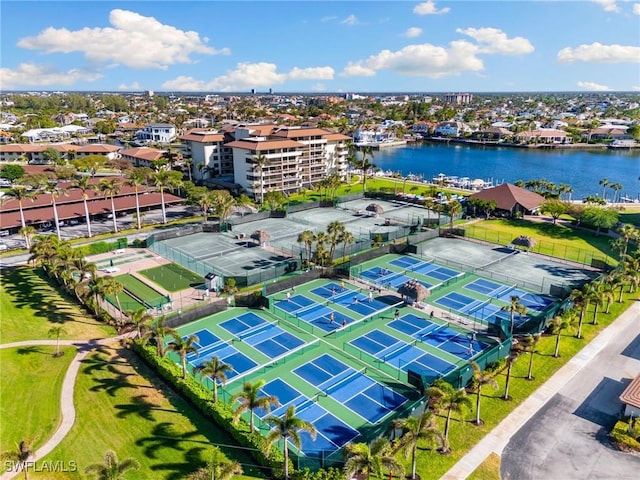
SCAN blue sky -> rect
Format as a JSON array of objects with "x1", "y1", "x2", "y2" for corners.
[{"x1": 1, "y1": 1, "x2": 639, "y2": 92}]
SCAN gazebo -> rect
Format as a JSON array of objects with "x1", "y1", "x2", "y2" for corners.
[
  {"x1": 512, "y1": 235, "x2": 537, "y2": 251},
  {"x1": 366, "y1": 203, "x2": 384, "y2": 214},
  {"x1": 398, "y1": 280, "x2": 430, "y2": 303},
  {"x1": 251, "y1": 230, "x2": 271, "y2": 247}
]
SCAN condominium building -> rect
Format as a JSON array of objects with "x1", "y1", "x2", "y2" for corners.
[
  {"x1": 179, "y1": 130, "x2": 233, "y2": 180},
  {"x1": 443, "y1": 93, "x2": 473, "y2": 105}
]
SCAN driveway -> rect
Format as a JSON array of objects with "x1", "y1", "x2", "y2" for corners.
[{"x1": 501, "y1": 314, "x2": 640, "y2": 480}]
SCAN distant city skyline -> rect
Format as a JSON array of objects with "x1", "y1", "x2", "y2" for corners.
[{"x1": 1, "y1": 1, "x2": 639, "y2": 93}]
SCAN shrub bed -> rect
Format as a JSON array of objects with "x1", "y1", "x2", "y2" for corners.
[{"x1": 610, "y1": 420, "x2": 640, "y2": 452}]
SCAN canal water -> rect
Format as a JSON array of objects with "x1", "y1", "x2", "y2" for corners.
[{"x1": 369, "y1": 143, "x2": 639, "y2": 200}]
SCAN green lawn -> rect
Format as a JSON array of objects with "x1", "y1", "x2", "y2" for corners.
[
  {"x1": 467, "y1": 452, "x2": 501, "y2": 480},
  {"x1": 620, "y1": 205, "x2": 640, "y2": 227},
  {"x1": 116, "y1": 274, "x2": 166, "y2": 308},
  {"x1": 35, "y1": 346, "x2": 263, "y2": 480},
  {"x1": 0, "y1": 267, "x2": 115, "y2": 343},
  {"x1": 0, "y1": 346, "x2": 75, "y2": 457},
  {"x1": 463, "y1": 218, "x2": 619, "y2": 265},
  {"x1": 139, "y1": 263, "x2": 204, "y2": 293}
]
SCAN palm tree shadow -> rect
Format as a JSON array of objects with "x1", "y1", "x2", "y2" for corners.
[
  {"x1": 81, "y1": 352, "x2": 129, "y2": 375},
  {"x1": 114, "y1": 395, "x2": 162, "y2": 421},
  {"x1": 149, "y1": 446, "x2": 208, "y2": 480},
  {"x1": 135, "y1": 422, "x2": 210, "y2": 459},
  {"x1": 16, "y1": 346, "x2": 55, "y2": 356},
  {"x1": 89, "y1": 372, "x2": 139, "y2": 396}
]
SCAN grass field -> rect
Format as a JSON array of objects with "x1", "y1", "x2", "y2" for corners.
[
  {"x1": 116, "y1": 274, "x2": 167, "y2": 308},
  {"x1": 0, "y1": 267, "x2": 115, "y2": 343},
  {"x1": 463, "y1": 219, "x2": 619, "y2": 265},
  {"x1": 139, "y1": 263, "x2": 204, "y2": 293},
  {"x1": 620, "y1": 205, "x2": 640, "y2": 227},
  {"x1": 0, "y1": 346, "x2": 75, "y2": 457},
  {"x1": 467, "y1": 453, "x2": 501, "y2": 480},
  {"x1": 35, "y1": 346, "x2": 264, "y2": 480}
]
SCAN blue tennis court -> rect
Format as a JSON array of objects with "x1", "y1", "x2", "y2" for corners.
[
  {"x1": 421, "y1": 326, "x2": 488, "y2": 360},
  {"x1": 274, "y1": 294, "x2": 315, "y2": 314},
  {"x1": 310, "y1": 282, "x2": 352, "y2": 299},
  {"x1": 519, "y1": 293, "x2": 554, "y2": 311},
  {"x1": 464, "y1": 278, "x2": 503, "y2": 296},
  {"x1": 383, "y1": 343, "x2": 456, "y2": 375},
  {"x1": 251, "y1": 378, "x2": 360, "y2": 454},
  {"x1": 436, "y1": 291, "x2": 478, "y2": 311},
  {"x1": 186, "y1": 329, "x2": 221, "y2": 351},
  {"x1": 426, "y1": 266, "x2": 461, "y2": 281},
  {"x1": 389, "y1": 256, "x2": 423, "y2": 269},
  {"x1": 294, "y1": 354, "x2": 407, "y2": 424},
  {"x1": 219, "y1": 312, "x2": 267, "y2": 336},
  {"x1": 189, "y1": 341, "x2": 258, "y2": 379},
  {"x1": 388, "y1": 313, "x2": 440, "y2": 338},
  {"x1": 289, "y1": 302, "x2": 352, "y2": 333},
  {"x1": 331, "y1": 291, "x2": 392, "y2": 317},
  {"x1": 242, "y1": 323, "x2": 305, "y2": 359},
  {"x1": 349, "y1": 329, "x2": 406, "y2": 359},
  {"x1": 360, "y1": 267, "x2": 432, "y2": 289}
]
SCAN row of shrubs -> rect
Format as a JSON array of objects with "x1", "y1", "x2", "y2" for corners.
[
  {"x1": 132, "y1": 341, "x2": 288, "y2": 476},
  {"x1": 75, "y1": 238, "x2": 128, "y2": 256}
]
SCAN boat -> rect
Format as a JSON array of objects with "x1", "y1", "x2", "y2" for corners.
[{"x1": 608, "y1": 139, "x2": 638, "y2": 149}]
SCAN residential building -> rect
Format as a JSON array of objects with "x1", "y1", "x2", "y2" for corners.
[
  {"x1": 468, "y1": 183, "x2": 545, "y2": 217},
  {"x1": 0, "y1": 143, "x2": 121, "y2": 164},
  {"x1": 433, "y1": 121, "x2": 472, "y2": 137},
  {"x1": 179, "y1": 130, "x2": 232, "y2": 181},
  {"x1": 443, "y1": 93, "x2": 473, "y2": 105},
  {"x1": 136, "y1": 123, "x2": 177, "y2": 144},
  {"x1": 515, "y1": 128, "x2": 571, "y2": 144},
  {"x1": 119, "y1": 146, "x2": 166, "y2": 168}
]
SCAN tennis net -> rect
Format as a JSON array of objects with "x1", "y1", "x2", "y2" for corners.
[{"x1": 324, "y1": 367, "x2": 367, "y2": 395}]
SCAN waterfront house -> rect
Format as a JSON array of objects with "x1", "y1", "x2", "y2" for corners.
[
  {"x1": 470, "y1": 127, "x2": 513, "y2": 142},
  {"x1": 514, "y1": 128, "x2": 570, "y2": 144},
  {"x1": 136, "y1": 123, "x2": 177, "y2": 144},
  {"x1": 468, "y1": 183, "x2": 545, "y2": 217},
  {"x1": 433, "y1": 121, "x2": 472, "y2": 137}
]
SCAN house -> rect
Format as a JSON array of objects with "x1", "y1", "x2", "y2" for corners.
[
  {"x1": 581, "y1": 127, "x2": 630, "y2": 142},
  {"x1": 433, "y1": 121, "x2": 472, "y2": 137},
  {"x1": 470, "y1": 127, "x2": 513, "y2": 142},
  {"x1": 136, "y1": 123, "x2": 177, "y2": 144},
  {"x1": 119, "y1": 146, "x2": 166, "y2": 168},
  {"x1": 620, "y1": 374, "x2": 640, "y2": 418},
  {"x1": 467, "y1": 183, "x2": 545, "y2": 217},
  {"x1": 515, "y1": 129, "x2": 570, "y2": 144},
  {"x1": 0, "y1": 143, "x2": 120, "y2": 164}
]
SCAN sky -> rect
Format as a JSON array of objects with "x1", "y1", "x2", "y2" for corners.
[{"x1": 1, "y1": 0, "x2": 639, "y2": 93}]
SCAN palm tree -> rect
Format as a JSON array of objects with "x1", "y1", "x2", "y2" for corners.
[
  {"x1": 253, "y1": 153, "x2": 268, "y2": 204},
  {"x1": 549, "y1": 313, "x2": 572, "y2": 358},
  {"x1": 338, "y1": 230, "x2": 355, "y2": 261},
  {"x1": 6, "y1": 186, "x2": 36, "y2": 230},
  {"x1": 96, "y1": 178, "x2": 121, "y2": 233},
  {"x1": 195, "y1": 189, "x2": 217, "y2": 223},
  {"x1": 297, "y1": 230, "x2": 315, "y2": 267},
  {"x1": 42, "y1": 182, "x2": 67, "y2": 240},
  {"x1": 73, "y1": 175, "x2": 95, "y2": 237},
  {"x1": 502, "y1": 296, "x2": 527, "y2": 335},
  {"x1": 469, "y1": 361, "x2": 499, "y2": 425},
  {"x1": 19, "y1": 225, "x2": 37, "y2": 249},
  {"x1": 101, "y1": 275, "x2": 124, "y2": 323},
  {"x1": 617, "y1": 224, "x2": 638, "y2": 258},
  {"x1": 445, "y1": 200, "x2": 462, "y2": 230},
  {"x1": 230, "y1": 379, "x2": 279, "y2": 432},
  {"x1": 344, "y1": 437, "x2": 404, "y2": 480},
  {"x1": 167, "y1": 334, "x2": 199, "y2": 379},
  {"x1": 392, "y1": 411, "x2": 442, "y2": 479},
  {"x1": 194, "y1": 357, "x2": 232, "y2": 403},
  {"x1": 502, "y1": 348, "x2": 521, "y2": 401},
  {"x1": 186, "y1": 447, "x2": 242, "y2": 480},
  {"x1": 84, "y1": 450, "x2": 140, "y2": 480},
  {"x1": 520, "y1": 334, "x2": 541, "y2": 380},
  {"x1": 599, "y1": 177, "x2": 609, "y2": 200},
  {"x1": 1, "y1": 436, "x2": 39, "y2": 480},
  {"x1": 141, "y1": 317, "x2": 177, "y2": 357},
  {"x1": 48, "y1": 326, "x2": 67, "y2": 357},
  {"x1": 126, "y1": 168, "x2": 149, "y2": 230},
  {"x1": 586, "y1": 281, "x2": 610, "y2": 325},
  {"x1": 125, "y1": 307, "x2": 153, "y2": 338},
  {"x1": 355, "y1": 146, "x2": 375, "y2": 193},
  {"x1": 263, "y1": 405, "x2": 316, "y2": 480},
  {"x1": 569, "y1": 288, "x2": 589, "y2": 339},
  {"x1": 426, "y1": 379, "x2": 473, "y2": 453},
  {"x1": 326, "y1": 220, "x2": 345, "y2": 262},
  {"x1": 152, "y1": 170, "x2": 182, "y2": 224}
]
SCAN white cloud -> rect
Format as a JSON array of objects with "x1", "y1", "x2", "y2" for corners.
[
  {"x1": 413, "y1": 1, "x2": 450, "y2": 15},
  {"x1": 341, "y1": 14, "x2": 359, "y2": 26},
  {"x1": 456, "y1": 27, "x2": 534, "y2": 55},
  {"x1": 118, "y1": 81, "x2": 141, "y2": 91},
  {"x1": 577, "y1": 81, "x2": 612, "y2": 91},
  {"x1": 17, "y1": 9, "x2": 228, "y2": 70},
  {"x1": 633, "y1": 3, "x2": 640, "y2": 15},
  {"x1": 0, "y1": 63, "x2": 101, "y2": 89},
  {"x1": 288, "y1": 67, "x2": 335, "y2": 80},
  {"x1": 592, "y1": 0, "x2": 619, "y2": 12},
  {"x1": 404, "y1": 27, "x2": 423, "y2": 38},
  {"x1": 342, "y1": 40, "x2": 483, "y2": 78},
  {"x1": 321, "y1": 16, "x2": 337, "y2": 22},
  {"x1": 633, "y1": 86, "x2": 640, "y2": 91},
  {"x1": 557, "y1": 42, "x2": 640, "y2": 63},
  {"x1": 162, "y1": 63, "x2": 334, "y2": 91}
]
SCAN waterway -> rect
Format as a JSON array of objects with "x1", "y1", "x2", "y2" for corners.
[{"x1": 370, "y1": 143, "x2": 639, "y2": 200}]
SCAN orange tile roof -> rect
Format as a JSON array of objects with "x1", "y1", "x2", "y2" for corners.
[
  {"x1": 225, "y1": 139, "x2": 303, "y2": 151},
  {"x1": 271, "y1": 127, "x2": 331, "y2": 138},
  {"x1": 324, "y1": 133, "x2": 351, "y2": 141},
  {"x1": 180, "y1": 132, "x2": 224, "y2": 143},
  {"x1": 120, "y1": 147, "x2": 165, "y2": 161},
  {"x1": 468, "y1": 183, "x2": 545, "y2": 212}
]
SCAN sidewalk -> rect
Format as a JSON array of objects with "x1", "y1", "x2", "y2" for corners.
[{"x1": 441, "y1": 300, "x2": 640, "y2": 480}]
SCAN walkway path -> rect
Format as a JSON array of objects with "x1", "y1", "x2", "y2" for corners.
[
  {"x1": 441, "y1": 301, "x2": 640, "y2": 480},
  {"x1": 0, "y1": 334, "x2": 134, "y2": 480}
]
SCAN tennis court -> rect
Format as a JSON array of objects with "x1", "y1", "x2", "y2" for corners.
[
  {"x1": 273, "y1": 293, "x2": 352, "y2": 333},
  {"x1": 360, "y1": 267, "x2": 433, "y2": 289},
  {"x1": 116, "y1": 273, "x2": 167, "y2": 308},
  {"x1": 139, "y1": 263, "x2": 203, "y2": 292},
  {"x1": 420, "y1": 325, "x2": 489, "y2": 360},
  {"x1": 464, "y1": 278, "x2": 554, "y2": 312},
  {"x1": 293, "y1": 354, "x2": 408, "y2": 424},
  {"x1": 184, "y1": 330, "x2": 258, "y2": 380},
  {"x1": 253, "y1": 378, "x2": 359, "y2": 454}
]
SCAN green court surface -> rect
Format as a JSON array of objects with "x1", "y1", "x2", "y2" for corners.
[
  {"x1": 116, "y1": 273, "x2": 167, "y2": 308},
  {"x1": 106, "y1": 290, "x2": 147, "y2": 313},
  {"x1": 139, "y1": 263, "x2": 204, "y2": 292},
  {"x1": 172, "y1": 276, "x2": 504, "y2": 469}
]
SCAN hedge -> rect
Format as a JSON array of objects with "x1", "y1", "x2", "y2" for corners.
[{"x1": 132, "y1": 342, "x2": 288, "y2": 477}]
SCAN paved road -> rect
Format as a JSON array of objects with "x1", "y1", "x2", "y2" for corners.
[{"x1": 501, "y1": 310, "x2": 640, "y2": 480}]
